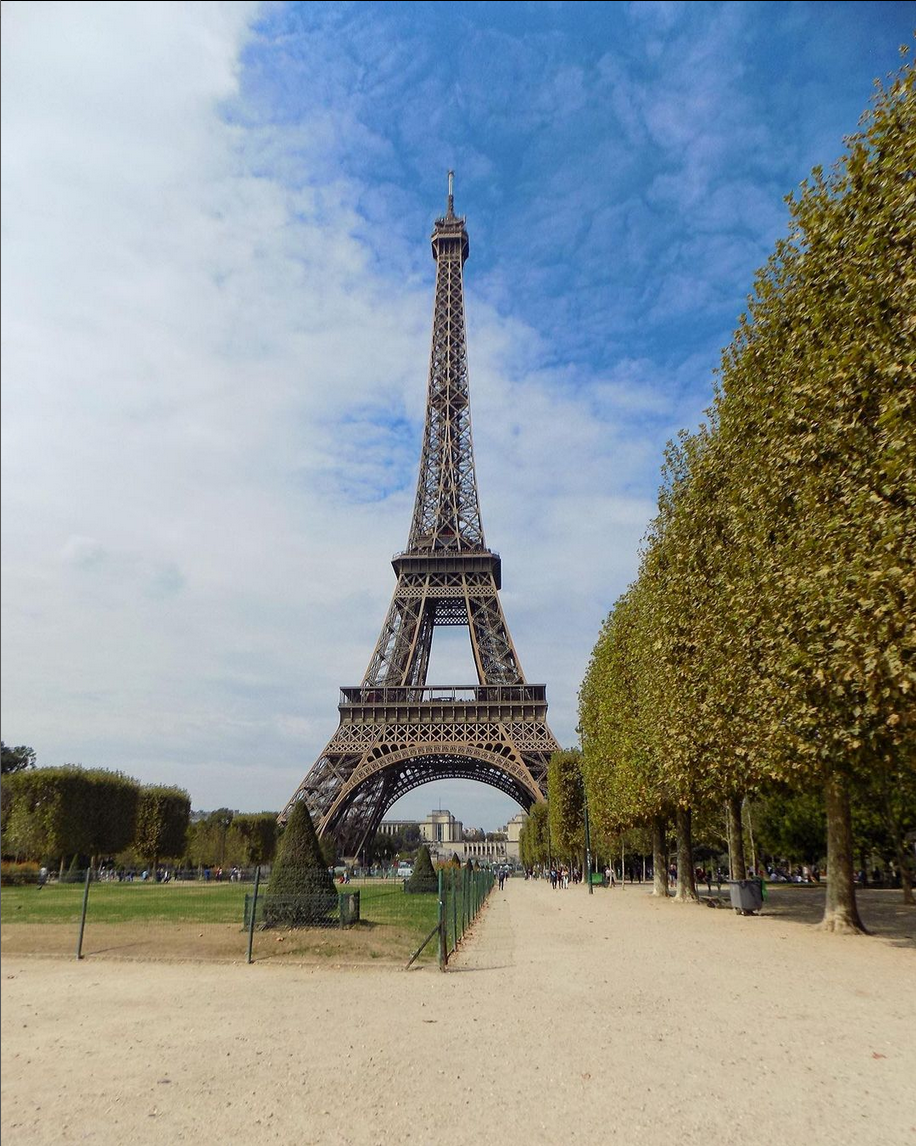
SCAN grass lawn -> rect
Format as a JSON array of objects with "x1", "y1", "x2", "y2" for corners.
[
  {"x1": 1, "y1": 881, "x2": 249, "y2": 924},
  {"x1": 0, "y1": 880, "x2": 441, "y2": 964}
]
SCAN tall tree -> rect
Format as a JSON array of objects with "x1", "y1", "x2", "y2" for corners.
[
  {"x1": 134, "y1": 786, "x2": 190, "y2": 875},
  {"x1": 547, "y1": 750, "x2": 585, "y2": 865},
  {"x1": 232, "y1": 813, "x2": 279, "y2": 866},
  {"x1": 709, "y1": 56, "x2": 915, "y2": 931},
  {"x1": 519, "y1": 802, "x2": 549, "y2": 869},
  {"x1": 1, "y1": 743, "x2": 36, "y2": 774},
  {"x1": 83, "y1": 769, "x2": 140, "y2": 862},
  {"x1": 3, "y1": 767, "x2": 95, "y2": 868},
  {"x1": 580, "y1": 585, "x2": 671, "y2": 898},
  {"x1": 579, "y1": 55, "x2": 914, "y2": 932}
]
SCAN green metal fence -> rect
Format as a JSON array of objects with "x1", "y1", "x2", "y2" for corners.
[
  {"x1": 437, "y1": 865, "x2": 495, "y2": 969},
  {"x1": 1, "y1": 868, "x2": 443, "y2": 966}
]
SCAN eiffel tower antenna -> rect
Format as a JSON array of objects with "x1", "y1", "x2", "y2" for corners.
[{"x1": 281, "y1": 178, "x2": 559, "y2": 857}]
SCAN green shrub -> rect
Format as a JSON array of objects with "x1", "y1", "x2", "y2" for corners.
[
  {"x1": 265, "y1": 801, "x2": 337, "y2": 927},
  {"x1": 406, "y1": 845, "x2": 438, "y2": 894}
]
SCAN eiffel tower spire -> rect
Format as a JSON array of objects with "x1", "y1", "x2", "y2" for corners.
[
  {"x1": 408, "y1": 172, "x2": 484, "y2": 553},
  {"x1": 282, "y1": 178, "x2": 560, "y2": 856}
]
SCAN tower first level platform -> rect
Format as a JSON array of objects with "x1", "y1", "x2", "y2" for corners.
[{"x1": 282, "y1": 684, "x2": 557, "y2": 858}]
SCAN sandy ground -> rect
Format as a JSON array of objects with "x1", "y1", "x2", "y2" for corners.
[{"x1": 2, "y1": 882, "x2": 914, "y2": 1146}]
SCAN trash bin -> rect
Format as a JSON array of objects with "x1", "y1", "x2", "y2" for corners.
[
  {"x1": 729, "y1": 879, "x2": 763, "y2": 914},
  {"x1": 338, "y1": 889, "x2": 360, "y2": 928}
]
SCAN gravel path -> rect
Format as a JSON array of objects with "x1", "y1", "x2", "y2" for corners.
[{"x1": 2, "y1": 880, "x2": 914, "y2": 1145}]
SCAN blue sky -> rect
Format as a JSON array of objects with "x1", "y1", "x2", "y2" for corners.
[{"x1": 1, "y1": 1, "x2": 911, "y2": 828}]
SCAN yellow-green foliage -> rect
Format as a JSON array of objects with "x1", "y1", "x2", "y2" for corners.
[
  {"x1": 519, "y1": 802, "x2": 549, "y2": 868},
  {"x1": 547, "y1": 750, "x2": 585, "y2": 862},
  {"x1": 579, "y1": 53, "x2": 915, "y2": 840}
]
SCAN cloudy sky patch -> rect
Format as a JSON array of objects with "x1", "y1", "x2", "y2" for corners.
[{"x1": 2, "y1": 1, "x2": 911, "y2": 827}]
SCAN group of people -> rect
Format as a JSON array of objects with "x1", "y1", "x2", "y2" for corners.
[
  {"x1": 546, "y1": 866, "x2": 584, "y2": 889},
  {"x1": 692, "y1": 866, "x2": 727, "y2": 893}
]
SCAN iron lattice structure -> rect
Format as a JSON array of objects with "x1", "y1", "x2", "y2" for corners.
[{"x1": 282, "y1": 177, "x2": 560, "y2": 856}]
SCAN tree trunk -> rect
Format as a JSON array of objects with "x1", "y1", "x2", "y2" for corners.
[
  {"x1": 726, "y1": 795, "x2": 746, "y2": 880},
  {"x1": 891, "y1": 834, "x2": 915, "y2": 907},
  {"x1": 743, "y1": 796, "x2": 758, "y2": 874},
  {"x1": 652, "y1": 815, "x2": 668, "y2": 898},
  {"x1": 674, "y1": 807, "x2": 699, "y2": 903},
  {"x1": 821, "y1": 773, "x2": 867, "y2": 934}
]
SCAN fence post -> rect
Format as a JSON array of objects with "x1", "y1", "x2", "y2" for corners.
[
  {"x1": 76, "y1": 867, "x2": 91, "y2": 960},
  {"x1": 438, "y1": 868, "x2": 446, "y2": 970},
  {"x1": 246, "y1": 865, "x2": 261, "y2": 965},
  {"x1": 451, "y1": 867, "x2": 458, "y2": 953}
]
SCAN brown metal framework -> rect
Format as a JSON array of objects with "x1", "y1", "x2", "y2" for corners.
[{"x1": 281, "y1": 176, "x2": 560, "y2": 856}]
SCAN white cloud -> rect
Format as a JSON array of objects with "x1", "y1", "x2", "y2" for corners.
[
  {"x1": 0, "y1": 0, "x2": 707, "y2": 825},
  {"x1": 3, "y1": 2, "x2": 899, "y2": 828}
]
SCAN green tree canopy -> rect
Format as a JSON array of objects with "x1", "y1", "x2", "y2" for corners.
[
  {"x1": 519, "y1": 802, "x2": 549, "y2": 869},
  {"x1": 1, "y1": 742, "x2": 36, "y2": 775},
  {"x1": 232, "y1": 813, "x2": 279, "y2": 866},
  {"x1": 134, "y1": 785, "x2": 190, "y2": 872},
  {"x1": 578, "y1": 53, "x2": 915, "y2": 926},
  {"x1": 547, "y1": 750, "x2": 585, "y2": 863}
]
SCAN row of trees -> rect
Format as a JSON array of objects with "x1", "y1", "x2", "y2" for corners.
[
  {"x1": 185, "y1": 809, "x2": 281, "y2": 868},
  {"x1": 525, "y1": 755, "x2": 912, "y2": 887},
  {"x1": 2, "y1": 766, "x2": 191, "y2": 876},
  {"x1": 1, "y1": 755, "x2": 286, "y2": 871},
  {"x1": 577, "y1": 58, "x2": 915, "y2": 931}
]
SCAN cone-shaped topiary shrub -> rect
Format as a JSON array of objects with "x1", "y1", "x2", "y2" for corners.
[
  {"x1": 265, "y1": 801, "x2": 337, "y2": 927},
  {"x1": 406, "y1": 845, "x2": 438, "y2": 893}
]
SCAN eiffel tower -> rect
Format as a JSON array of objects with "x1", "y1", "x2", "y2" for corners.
[{"x1": 282, "y1": 174, "x2": 560, "y2": 857}]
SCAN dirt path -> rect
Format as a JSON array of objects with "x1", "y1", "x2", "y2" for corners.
[{"x1": 2, "y1": 881, "x2": 914, "y2": 1145}]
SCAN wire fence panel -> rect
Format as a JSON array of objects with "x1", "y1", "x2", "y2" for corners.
[
  {"x1": 247, "y1": 877, "x2": 440, "y2": 966},
  {"x1": 0, "y1": 866, "x2": 496, "y2": 967},
  {"x1": 439, "y1": 866, "x2": 495, "y2": 968},
  {"x1": 1, "y1": 870, "x2": 444, "y2": 966}
]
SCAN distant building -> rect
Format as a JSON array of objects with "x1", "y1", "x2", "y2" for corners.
[
  {"x1": 377, "y1": 810, "x2": 463, "y2": 843},
  {"x1": 421, "y1": 809, "x2": 463, "y2": 845},
  {"x1": 378, "y1": 808, "x2": 529, "y2": 866},
  {"x1": 432, "y1": 810, "x2": 528, "y2": 866},
  {"x1": 377, "y1": 819, "x2": 420, "y2": 837}
]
